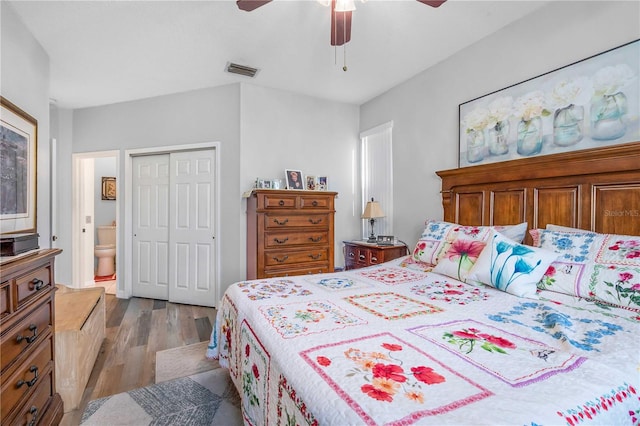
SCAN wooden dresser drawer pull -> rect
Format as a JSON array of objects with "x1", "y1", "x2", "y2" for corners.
[
  {"x1": 312, "y1": 200, "x2": 318, "y2": 207},
  {"x1": 359, "y1": 254, "x2": 366, "y2": 260},
  {"x1": 309, "y1": 236, "x2": 322, "y2": 242},
  {"x1": 309, "y1": 218, "x2": 322, "y2": 225},
  {"x1": 16, "y1": 324, "x2": 38, "y2": 344},
  {"x1": 371, "y1": 256, "x2": 378, "y2": 262},
  {"x1": 348, "y1": 252, "x2": 355, "y2": 257},
  {"x1": 274, "y1": 237, "x2": 289, "y2": 244},
  {"x1": 27, "y1": 406, "x2": 38, "y2": 426},
  {"x1": 273, "y1": 255, "x2": 289, "y2": 263},
  {"x1": 273, "y1": 218, "x2": 289, "y2": 226},
  {"x1": 16, "y1": 365, "x2": 39, "y2": 388},
  {"x1": 278, "y1": 200, "x2": 285, "y2": 206},
  {"x1": 309, "y1": 253, "x2": 322, "y2": 260},
  {"x1": 29, "y1": 279, "x2": 45, "y2": 291}
]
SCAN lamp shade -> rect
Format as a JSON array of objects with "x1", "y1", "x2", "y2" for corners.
[{"x1": 361, "y1": 200, "x2": 385, "y2": 219}]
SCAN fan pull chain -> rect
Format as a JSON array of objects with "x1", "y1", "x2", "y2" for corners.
[{"x1": 343, "y1": 12, "x2": 347, "y2": 72}]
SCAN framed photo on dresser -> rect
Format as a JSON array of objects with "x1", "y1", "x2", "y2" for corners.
[{"x1": 285, "y1": 169, "x2": 304, "y2": 190}]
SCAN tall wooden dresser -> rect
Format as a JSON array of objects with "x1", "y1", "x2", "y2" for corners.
[
  {"x1": 1, "y1": 249, "x2": 64, "y2": 426},
  {"x1": 247, "y1": 189, "x2": 337, "y2": 279}
]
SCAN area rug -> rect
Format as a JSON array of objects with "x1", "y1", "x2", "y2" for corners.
[
  {"x1": 94, "y1": 273, "x2": 116, "y2": 282},
  {"x1": 80, "y1": 368, "x2": 242, "y2": 425},
  {"x1": 156, "y1": 341, "x2": 219, "y2": 383}
]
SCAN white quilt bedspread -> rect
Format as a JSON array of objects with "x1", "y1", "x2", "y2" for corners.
[{"x1": 208, "y1": 256, "x2": 640, "y2": 425}]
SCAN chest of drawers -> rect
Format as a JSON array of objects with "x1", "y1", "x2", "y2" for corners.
[
  {"x1": 247, "y1": 190, "x2": 337, "y2": 279},
  {"x1": 0, "y1": 249, "x2": 64, "y2": 426},
  {"x1": 343, "y1": 241, "x2": 408, "y2": 270}
]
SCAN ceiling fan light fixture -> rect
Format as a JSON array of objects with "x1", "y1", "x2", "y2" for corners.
[
  {"x1": 335, "y1": 0, "x2": 356, "y2": 12},
  {"x1": 225, "y1": 62, "x2": 260, "y2": 78}
]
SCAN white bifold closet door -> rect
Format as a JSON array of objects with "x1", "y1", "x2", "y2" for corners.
[{"x1": 132, "y1": 149, "x2": 217, "y2": 306}]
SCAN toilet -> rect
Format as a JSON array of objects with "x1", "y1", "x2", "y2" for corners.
[{"x1": 95, "y1": 225, "x2": 116, "y2": 277}]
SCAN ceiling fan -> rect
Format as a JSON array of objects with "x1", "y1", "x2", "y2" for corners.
[{"x1": 236, "y1": 0, "x2": 447, "y2": 47}]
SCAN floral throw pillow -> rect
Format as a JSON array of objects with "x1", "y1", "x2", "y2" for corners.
[
  {"x1": 466, "y1": 232, "x2": 558, "y2": 299},
  {"x1": 412, "y1": 220, "x2": 528, "y2": 266},
  {"x1": 433, "y1": 235, "x2": 487, "y2": 282},
  {"x1": 530, "y1": 229, "x2": 640, "y2": 311}
]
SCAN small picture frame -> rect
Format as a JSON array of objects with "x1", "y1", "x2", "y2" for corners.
[
  {"x1": 101, "y1": 177, "x2": 116, "y2": 200},
  {"x1": 257, "y1": 178, "x2": 271, "y2": 189},
  {"x1": 306, "y1": 175, "x2": 316, "y2": 191},
  {"x1": 285, "y1": 169, "x2": 304, "y2": 190},
  {"x1": 317, "y1": 176, "x2": 328, "y2": 191}
]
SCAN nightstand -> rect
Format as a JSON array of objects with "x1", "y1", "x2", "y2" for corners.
[{"x1": 343, "y1": 240, "x2": 408, "y2": 270}]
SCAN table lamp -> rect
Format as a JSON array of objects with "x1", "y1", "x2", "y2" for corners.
[{"x1": 361, "y1": 198, "x2": 385, "y2": 243}]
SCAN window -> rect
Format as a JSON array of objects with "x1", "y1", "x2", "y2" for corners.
[{"x1": 360, "y1": 121, "x2": 393, "y2": 239}]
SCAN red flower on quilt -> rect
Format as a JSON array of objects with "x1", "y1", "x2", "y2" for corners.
[
  {"x1": 381, "y1": 343, "x2": 403, "y2": 351},
  {"x1": 245, "y1": 344, "x2": 250, "y2": 357},
  {"x1": 477, "y1": 333, "x2": 517, "y2": 349},
  {"x1": 373, "y1": 363, "x2": 407, "y2": 383},
  {"x1": 317, "y1": 356, "x2": 331, "y2": 367},
  {"x1": 411, "y1": 366, "x2": 446, "y2": 385},
  {"x1": 361, "y1": 384, "x2": 393, "y2": 402},
  {"x1": 252, "y1": 363, "x2": 260, "y2": 380}
]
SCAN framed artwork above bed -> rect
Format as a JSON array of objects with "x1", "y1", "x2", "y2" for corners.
[{"x1": 459, "y1": 39, "x2": 639, "y2": 168}]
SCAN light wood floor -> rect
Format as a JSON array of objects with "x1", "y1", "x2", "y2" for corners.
[{"x1": 60, "y1": 295, "x2": 216, "y2": 425}]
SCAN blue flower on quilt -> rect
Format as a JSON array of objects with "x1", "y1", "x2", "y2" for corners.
[
  {"x1": 555, "y1": 237, "x2": 575, "y2": 250},
  {"x1": 488, "y1": 302, "x2": 625, "y2": 352}
]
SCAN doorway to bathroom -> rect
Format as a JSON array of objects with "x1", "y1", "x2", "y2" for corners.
[{"x1": 71, "y1": 150, "x2": 119, "y2": 294}]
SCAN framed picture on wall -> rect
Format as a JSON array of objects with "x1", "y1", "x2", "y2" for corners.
[
  {"x1": 0, "y1": 97, "x2": 38, "y2": 235},
  {"x1": 101, "y1": 177, "x2": 116, "y2": 200}
]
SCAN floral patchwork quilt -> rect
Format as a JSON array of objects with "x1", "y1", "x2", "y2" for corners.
[{"x1": 208, "y1": 256, "x2": 640, "y2": 425}]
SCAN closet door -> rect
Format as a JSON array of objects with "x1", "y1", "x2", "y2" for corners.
[
  {"x1": 168, "y1": 150, "x2": 217, "y2": 307},
  {"x1": 132, "y1": 154, "x2": 170, "y2": 300}
]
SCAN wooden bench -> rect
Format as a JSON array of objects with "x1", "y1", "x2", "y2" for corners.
[{"x1": 54, "y1": 285, "x2": 105, "y2": 412}]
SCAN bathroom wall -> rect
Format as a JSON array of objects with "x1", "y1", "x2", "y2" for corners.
[{"x1": 94, "y1": 157, "x2": 117, "y2": 230}]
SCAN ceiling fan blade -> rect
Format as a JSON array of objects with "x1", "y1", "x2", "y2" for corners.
[
  {"x1": 330, "y1": 0, "x2": 352, "y2": 46},
  {"x1": 416, "y1": 0, "x2": 447, "y2": 7},
  {"x1": 236, "y1": 0, "x2": 273, "y2": 12}
]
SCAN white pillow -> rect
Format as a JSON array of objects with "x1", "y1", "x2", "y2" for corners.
[
  {"x1": 546, "y1": 224, "x2": 588, "y2": 233},
  {"x1": 467, "y1": 231, "x2": 559, "y2": 299},
  {"x1": 433, "y1": 234, "x2": 487, "y2": 282}
]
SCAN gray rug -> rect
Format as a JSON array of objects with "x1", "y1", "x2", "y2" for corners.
[{"x1": 80, "y1": 368, "x2": 242, "y2": 425}]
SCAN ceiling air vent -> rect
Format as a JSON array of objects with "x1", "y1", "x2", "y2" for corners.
[{"x1": 225, "y1": 62, "x2": 259, "y2": 78}]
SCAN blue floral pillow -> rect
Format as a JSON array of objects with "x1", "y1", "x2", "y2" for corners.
[{"x1": 467, "y1": 232, "x2": 559, "y2": 299}]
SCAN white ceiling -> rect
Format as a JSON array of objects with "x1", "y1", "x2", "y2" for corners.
[{"x1": 8, "y1": 0, "x2": 550, "y2": 109}]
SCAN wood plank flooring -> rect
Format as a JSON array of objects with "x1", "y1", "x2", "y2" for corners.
[{"x1": 60, "y1": 295, "x2": 216, "y2": 425}]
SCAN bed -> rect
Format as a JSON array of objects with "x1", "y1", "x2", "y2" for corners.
[{"x1": 208, "y1": 143, "x2": 640, "y2": 425}]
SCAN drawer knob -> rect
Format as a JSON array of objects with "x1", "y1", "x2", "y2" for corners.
[
  {"x1": 359, "y1": 254, "x2": 366, "y2": 260},
  {"x1": 309, "y1": 236, "x2": 322, "y2": 243},
  {"x1": 312, "y1": 200, "x2": 318, "y2": 207},
  {"x1": 16, "y1": 365, "x2": 39, "y2": 388},
  {"x1": 348, "y1": 252, "x2": 355, "y2": 257},
  {"x1": 273, "y1": 218, "x2": 289, "y2": 226},
  {"x1": 371, "y1": 256, "x2": 378, "y2": 262},
  {"x1": 16, "y1": 324, "x2": 38, "y2": 345},
  {"x1": 278, "y1": 200, "x2": 285, "y2": 206},
  {"x1": 29, "y1": 279, "x2": 45, "y2": 291},
  {"x1": 273, "y1": 255, "x2": 289, "y2": 263},
  {"x1": 309, "y1": 253, "x2": 322, "y2": 260},
  {"x1": 309, "y1": 218, "x2": 322, "y2": 225},
  {"x1": 274, "y1": 237, "x2": 289, "y2": 244},
  {"x1": 27, "y1": 406, "x2": 38, "y2": 426}
]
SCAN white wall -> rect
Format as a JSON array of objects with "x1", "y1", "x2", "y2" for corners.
[
  {"x1": 239, "y1": 83, "x2": 361, "y2": 271},
  {"x1": 69, "y1": 84, "x2": 242, "y2": 294},
  {"x1": 360, "y1": 0, "x2": 640, "y2": 249},
  {"x1": 94, "y1": 157, "x2": 117, "y2": 231},
  {"x1": 1, "y1": 3, "x2": 51, "y2": 249}
]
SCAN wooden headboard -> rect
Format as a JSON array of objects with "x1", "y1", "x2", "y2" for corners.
[{"x1": 437, "y1": 142, "x2": 640, "y2": 243}]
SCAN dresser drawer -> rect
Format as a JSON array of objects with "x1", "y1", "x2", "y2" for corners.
[
  {"x1": 1, "y1": 335, "x2": 54, "y2": 420},
  {"x1": 264, "y1": 248, "x2": 329, "y2": 267},
  {"x1": 264, "y1": 231, "x2": 329, "y2": 248},
  {"x1": 15, "y1": 266, "x2": 52, "y2": 309},
  {"x1": 299, "y1": 195, "x2": 333, "y2": 210},
  {"x1": 263, "y1": 265, "x2": 330, "y2": 278},
  {"x1": 1, "y1": 300, "x2": 53, "y2": 373},
  {"x1": 265, "y1": 214, "x2": 329, "y2": 229},
  {"x1": 1, "y1": 281, "x2": 9, "y2": 318},
  {"x1": 8, "y1": 368, "x2": 53, "y2": 426},
  {"x1": 261, "y1": 193, "x2": 298, "y2": 209}
]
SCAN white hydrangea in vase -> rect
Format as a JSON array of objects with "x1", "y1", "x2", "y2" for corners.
[
  {"x1": 486, "y1": 97, "x2": 513, "y2": 156},
  {"x1": 513, "y1": 91, "x2": 550, "y2": 156},
  {"x1": 548, "y1": 77, "x2": 593, "y2": 147},
  {"x1": 463, "y1": 107, "x2": 489, "y2": 163},
  {"x1": 590, "y1": 64, "x2": 635, "y2": 141}
]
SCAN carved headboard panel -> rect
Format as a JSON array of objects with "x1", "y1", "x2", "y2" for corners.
[{"x1": 437, "y1": 142, "x2": 640, "y2": 244}]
